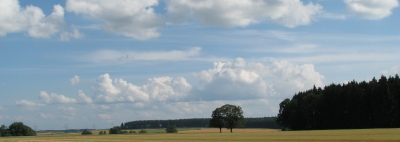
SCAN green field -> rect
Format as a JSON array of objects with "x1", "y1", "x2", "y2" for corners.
[{"x1": 1, "y1": 128, "x2": 400, "y2": 141}]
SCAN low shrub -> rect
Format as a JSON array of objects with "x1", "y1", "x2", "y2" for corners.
[
  {"x1": 81, "y1": 130, "x2": 92, "y2": 135},
  {"x1": 129, "y1": 130, "x2": 136, "y2": 133},
  {"x1": 166, "y1": 125, "x2": 178, "y2": 133},
  {"x1": 139, "y1": 129, "x2": 147, "y2": 134}
]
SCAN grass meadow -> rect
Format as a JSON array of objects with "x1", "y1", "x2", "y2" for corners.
[{"x1": 1, "y1": 128, "x2": 400, "y2": 141}]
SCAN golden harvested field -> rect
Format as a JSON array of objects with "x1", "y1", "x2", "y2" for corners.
[{"x1": 1, "y1": 128, "x2": 400, "y2": 142}]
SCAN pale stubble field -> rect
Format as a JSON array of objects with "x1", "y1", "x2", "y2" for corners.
[{"x1": 1, "y1": 128, "x2": 400, "y2": 141}]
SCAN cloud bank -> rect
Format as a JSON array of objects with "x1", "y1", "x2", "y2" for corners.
[
  {"x1": 71, "y1": 58, "x2": 323, "y2": 105},
  {"x1": 17, "y1": 58, "x2": 324, "y2": 106},
  {"x1": 166, "y1": 0, "x2": 323, "y2": 28},
  {"x1": 66, "y1": 0, "x2": 164, "y2": 40},
  {"x1": 3, "y1": 0, "x2": 398, "y2": 41}
]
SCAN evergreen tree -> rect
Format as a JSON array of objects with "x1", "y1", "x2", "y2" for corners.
[{"x1": 276, "y1": 74, "x2": 400, "y2": 130}]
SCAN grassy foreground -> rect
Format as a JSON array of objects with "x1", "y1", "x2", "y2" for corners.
[{"x1": 1, "y1": 128, "x2": 400, "y2": 141}]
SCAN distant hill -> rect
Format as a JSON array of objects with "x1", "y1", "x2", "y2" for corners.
[{"x1": 123, "y1": 117, "x2": 280, "y2": 129}]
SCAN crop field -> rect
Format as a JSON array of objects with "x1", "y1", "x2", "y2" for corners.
[{"x1": 1, "y1": 128, "x2": 400, "y2": 141}]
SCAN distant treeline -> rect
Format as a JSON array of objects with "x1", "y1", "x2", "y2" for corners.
[
  {"x1": 277, "y1": 75, "x2": 400, "y2": 130},
  {"x1": 123, "y1": 117, "x2": 280, "y2": 129}
]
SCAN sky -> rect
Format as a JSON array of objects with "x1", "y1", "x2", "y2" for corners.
[{"x1": 0, "y1": 0, "x2": 399, "y2": 130}]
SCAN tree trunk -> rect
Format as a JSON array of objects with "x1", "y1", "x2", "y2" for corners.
[
  {"x1": 219, "y1": 128, "x2": 222, "y2": 133},
  {"x1": 230, "y1": 128, "x2": 232, "y2": 133}
]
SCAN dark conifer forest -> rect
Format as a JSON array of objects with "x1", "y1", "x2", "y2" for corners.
[{"x1": 277, "y1": 74, "x2": 400, "y2": 130}]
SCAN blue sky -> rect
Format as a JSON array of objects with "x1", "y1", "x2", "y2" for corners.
[{"x1": 0, "y1": 0, "x2": 399, "y2": 130}]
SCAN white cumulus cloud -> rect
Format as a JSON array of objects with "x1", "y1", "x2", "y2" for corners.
[
  {"x1": 78, "y1": 90, "x2": 93, "y2": 103},
  {"x1": 16, "y1": 100, "x2": 45, "y2": 107},
  {"x1": 70, "y1": 75, "x2": 80, "y2": 85},
  {"x1": 267, "y1": 60, "x2": 325, "y2": 95},
  {"x1": 16, "y1": 58, "x2": 324, "y2": 108},
  {"x1": 166, "y1": 0, "x2": 323, "y2": 28},
  {"x1": 94, "y1": 73, "x2": 192, "y2": 103},
  {"x1": 344, "y1": 0, "x2": 399, "y2": 20},
  {"x1": 142, "y1": 76, "x2": 192, "y2": 102},
  {"x1": 39, "y1": 91, "x2": 77, "y2": 104},
  {"x1": 193, "y1": 58, "x2": 325, "y2": 100},
  {"x1": 0, "y1": 0, "x2": 67, "y2": 37},
  {"x1": 193, "y1": 58, "x2": 274, "y2": 100},
  {"x1": 88, "y1": 58, "x2": 324, "y2": 103},
  {"x1": 66, "y1": 0, "x2": 164, "y2": 40},
  {"x1": 60, "y1": 26, "x2": 84, "y2": 41}
]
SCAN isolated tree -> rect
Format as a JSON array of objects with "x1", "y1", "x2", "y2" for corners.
[
  {"x1": 99, "y1": 131, "x2": 103, "y2": 135},
  {"x1": 210, "y1": 107, "x2": 225, "y2": 133},
  {"x1": 220, "y1": 104, "x2": 244, "y2": 133},
  {"x1": 165, "y1": 125, "x2": 178, "y2": 133},
  {"x1": 8, "y1": 122, "x2": 36, "y2": 136},
  {"x1": 210, "y1": 104, "x2": 244, "y2": 133}
]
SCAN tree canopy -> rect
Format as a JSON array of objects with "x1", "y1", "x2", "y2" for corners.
[
  {"x1": 0, "y1": 125, "x2": 8, "y2": 137},
  {"x1": 109, "y1": 126, "x2": 122, "y2": 134},
  {"x1": 277, "y1": 74, "x2": 400, "y2": 130},
  {"x1": 81, "y1": 130, "x2": 92, "y2": 135},
  {"x1": 124, "y1": 117, "x2": 279, "y2": 129},
  {"x1": 210, "y1": 107, "x2": 225, "y2": 133},
  {"x1": 210, "y1": 104, "x2": 244, "y2": 133},
  {"x1": 165, "y1": 125, "x2": 178, "y2": 133},
  {"x1": 8, "y1": 122, "x2": 36, "y2": 136}
]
